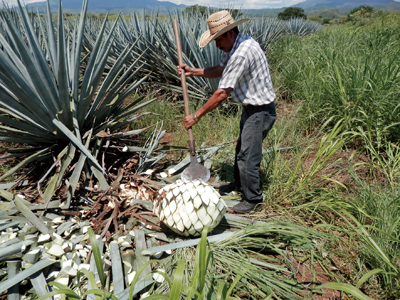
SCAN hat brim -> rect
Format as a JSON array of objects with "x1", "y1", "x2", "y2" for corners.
[{"x1": 199, "y1": 18, "x2": 249, "y2": 48}]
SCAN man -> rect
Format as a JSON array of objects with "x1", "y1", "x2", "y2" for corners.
[{"x1": 178, "y1": 10, "x2": 276, "y2": 214}]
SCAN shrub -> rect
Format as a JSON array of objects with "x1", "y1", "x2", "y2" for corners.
[{"x1": 278, "y1": 7, "x2": 307, "y2": 20}]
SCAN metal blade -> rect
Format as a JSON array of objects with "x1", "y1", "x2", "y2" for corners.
[{"x1": 181, "y1": 155, "x2": 210, "y2": 183}]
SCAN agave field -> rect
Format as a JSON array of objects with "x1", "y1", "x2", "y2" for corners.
[{"x1": 0, "y1": 0, "x2": 399, "y2": 299}]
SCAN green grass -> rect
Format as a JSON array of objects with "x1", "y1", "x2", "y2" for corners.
[
  {"x1": 269, "y1": 12, "x2": 400, "y2": 145},
  {"x1": 262, "y1": 11, "x2": 400, "y2": 299}
]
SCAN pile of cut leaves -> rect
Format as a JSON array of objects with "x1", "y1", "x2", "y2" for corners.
[{"x1": 0, "y1": 153, "x2": 326, "y2": 299}]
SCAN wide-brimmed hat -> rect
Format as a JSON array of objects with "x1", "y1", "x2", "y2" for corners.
[{"x1": 199, "y1": 10, "x2": 249, "y2": 48}]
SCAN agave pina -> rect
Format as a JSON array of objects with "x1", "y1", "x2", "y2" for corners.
[{"x1": 153, "y1": 180, "x2": 227, "y2": 236}]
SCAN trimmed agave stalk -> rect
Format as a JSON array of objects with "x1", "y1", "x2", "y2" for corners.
[{"x1": 153, "y1": 180, "x2": 227, "y2": 237}]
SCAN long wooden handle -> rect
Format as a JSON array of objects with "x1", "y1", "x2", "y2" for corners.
[{"x1": 173, "y1": 19, "x2": 196, "y2": 156}]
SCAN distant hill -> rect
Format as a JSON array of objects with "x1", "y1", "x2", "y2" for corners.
[
  {"x1": 26, "y1": 0, "x2": 186, "y2": 13},
  {"x1": 25, "y1": 0, "x2": 400, "y2": 15},
  {"x1": 245, "y1": 0, "x2": 399, "y2": 17},
  {"x1": 293, "y1": 0, "x2": 400, "y2": 9}
]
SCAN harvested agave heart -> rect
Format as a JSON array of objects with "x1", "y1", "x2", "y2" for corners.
[{"x1": 153, "y1": 180, "x2": 227, "y2": 236}]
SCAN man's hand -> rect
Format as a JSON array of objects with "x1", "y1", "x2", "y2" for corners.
[
  {"x1": 184, "y1": 114, "x2": 197, "y2": 130},
  {"x1": 177, "y1": 64, "x2": 194, "y2": 77}
]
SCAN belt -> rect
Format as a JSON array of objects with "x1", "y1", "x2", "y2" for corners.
[{"x1": 242, "y1": 102, "x2": 274, "y2": 110}]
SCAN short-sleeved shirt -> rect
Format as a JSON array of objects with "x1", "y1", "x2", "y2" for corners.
[{"x1": 218, "y1": 33, "x2": 275, "y2": 106}]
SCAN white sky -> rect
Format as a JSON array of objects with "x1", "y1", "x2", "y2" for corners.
[{"x1": 1, "y1": 0, "x2": 400, "y2": 9}]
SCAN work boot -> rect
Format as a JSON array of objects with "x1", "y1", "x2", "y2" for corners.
[
  {"x1": 232, "y1": 200, "x2": 262, "y2": 214},
  {"x1": 218, "y1": 182, "x2": 241, "y2": 195}
]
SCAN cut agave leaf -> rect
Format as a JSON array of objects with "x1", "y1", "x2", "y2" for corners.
[
  {"x1": 0, "y1": 258, "x2": 56, "y2": 294},
  {"x1": 141, "y1": 231, "x2": 235, "y2": 256},
  {"x1": 7, "y1": 261, "x2": 21, "y2": 300},
  {"x1": 110, "y1": 242, "x2": 125, "y2": 294}
]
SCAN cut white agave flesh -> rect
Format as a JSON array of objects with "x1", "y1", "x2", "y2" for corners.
[
  {"x1": 47, "y1": 244, "x2": 65, "y2": 257},
  {"x1": 55, "y1": 274, "x2": 69, "y2": 286},
  {"x1": 38, "y1": 234, "x2": 51, "y2": 243},
  {"x1": 22, "y1": 248, "x2": 41, "y2": 264},
  {"x1": 46, "y1": 271, "x2": 60, "y2": 281},
  {"x1": 127, "y1": 271, "x2": 137, "y2": 284},
  {"x1": 78, "y1": 264, "x2": 90, "y2": 271},
  {"x1": 61, "y1": 260, "x2": 73, "y2": 269},
  {"x1": 153, "y1": 270, "x2": 165, "y2": 283}
]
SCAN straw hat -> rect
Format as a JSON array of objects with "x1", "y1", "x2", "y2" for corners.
[{"x1": 199, "y1": 10, "x2": 249, "y2": 48}]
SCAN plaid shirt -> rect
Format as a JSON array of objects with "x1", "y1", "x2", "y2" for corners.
[{"x1": 218, "y1": 33, "x2": 275, "y2": 106}]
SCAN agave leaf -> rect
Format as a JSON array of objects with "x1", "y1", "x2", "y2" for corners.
[
  {"x1": 0, "y1": 199, "x2": 61, "y2": 211},
  {"x1": 90, "y1": 166, "x2": 110, "y2": 190},
  {"x1": 12, "y1": 194, "x2": 50, "y2": 234},
  {"x1": 0, "y1": 258, "x2": 55, "y2": 294},
  {"x1": 56, "y1": 145, "x2": 76, "y2": 187},
  {"x1": 43, "y1": 173, "x2": 60, "y2": 204},
  {"x1": 97, "y1": 127, "x2": 149, "y2": 139},
  {"x1": 71, "y1": 0, "x2": 88, "y2": 100},
  {"x1": 133, "y1": 229, "x2": 151, "y2": 279},
  {"x1": 0, "y1": 238, "x2": 22, "y2": 249},
  {"x1": 142, "y1": 232, "x2": 235, "y2": 256},
  {"x1": 54, "y1": 0, "x2": 72, "y2": 127},
  {"x1": 17, "y1": 1, "x2": 59, "y2": 112},
  {"x1": 52, "y1": 119, "x2": 103, "y2": 172},
  {"x1": 0, "y1": 239, "x2": 36, "y2": 261},
  {"x1": 110, "y1": 241, "x2": 125, "y2": 294},
  {"x1": 31, "y1": 272, "x2": 52, "y2": 300},
  {"x1": 0, "y1": 40, "x2": 56, "y2": 131},
  {"x1": 0, "y1": 115, "x2": 51, "y2": 138},
  {"x1": 0, "y1": 147, "x2": 52, "y2": 181},
  {"x1": 78, "y1": 14, "x2": 120, "y2": 127},
  {"x1": 7, "y1": 261, "x2": 21, "y2": 300},
  {"x1": 0, "y1": 221, "x2": 21, "y2": 231}
]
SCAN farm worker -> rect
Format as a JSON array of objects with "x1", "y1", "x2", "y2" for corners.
[{"x1": 178, "y1": 10, "x2": 276, "y2": 214}]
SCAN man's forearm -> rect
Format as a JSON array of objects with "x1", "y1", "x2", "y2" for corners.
[
  {"x1": 183, "y1": 87, "x2": 232, "y2": 129},
  {"x1": 191, "y1": 65, "x2": 223, "y2": 79},
  {"x1": 195, "y1": 88, "x2": 231, "y2": 118},
  {"x1": 203, "y1": 65, "x2": 224, "y2": 78}
]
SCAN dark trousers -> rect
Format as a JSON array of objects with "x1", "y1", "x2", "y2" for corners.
[{"x1": 234, "y1": 102, "x2": 276, "y2": 203}]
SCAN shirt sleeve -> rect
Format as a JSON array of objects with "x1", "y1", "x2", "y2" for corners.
[
  {"x1": 218, "y1": 54, "x2": 248, "y2": 90},
  {"x1": 219, "y1": 53, "x2": 229, "y2": 67}
]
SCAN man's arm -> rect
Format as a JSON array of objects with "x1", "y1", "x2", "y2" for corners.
[
  {"x1": 178, "y1": 64, "x2": 224, "y2": 79},
  {"x1": 184, "y1": 87, "x2": 232, "y2": 129}
]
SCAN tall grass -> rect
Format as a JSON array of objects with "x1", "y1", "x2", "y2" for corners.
[
  {"x1": 266, "y1": 12, "x2": 400, "y2": 298},
  {"x1": 269, "y1": 12, "x2": 400, "y2": 145}
]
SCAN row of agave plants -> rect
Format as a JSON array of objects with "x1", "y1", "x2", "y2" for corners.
[
  {"x1": 0, "y1": 0, "x2": 328, "y2": 299},
  {"x1": 108, "y1": 9, "x2": 322, "y2": 99},
  {"x1": 0, "y1": 0, "x2": 322, "y2": 202}
]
